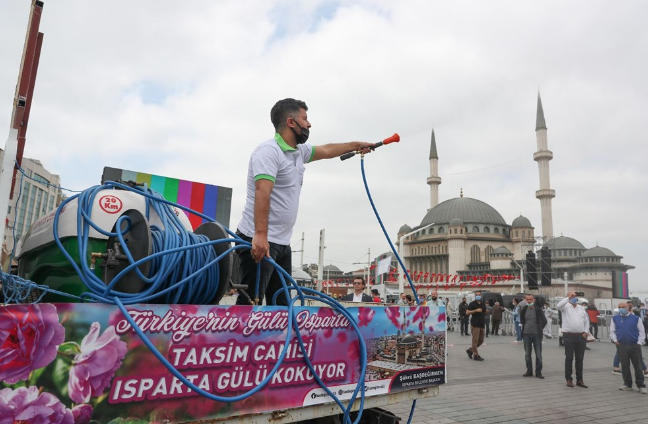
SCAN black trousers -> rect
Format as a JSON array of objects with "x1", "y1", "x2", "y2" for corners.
[
  {"x1": 563, "y1": 333, "x2": 586, "y2": 381},
  {"x1": 460, "y1": 316, "x2": 469, "y2": 334},
  {"x1": 618, "y1": 343, "x2": 645, "y2": 389},
  {"x1": 589, "y1": 323, "x2": 598, "y2": 339},
  {"x1": 235, "y1": 232, "x2": 292, "y2": 306}
]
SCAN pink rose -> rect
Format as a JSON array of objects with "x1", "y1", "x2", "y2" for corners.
[
  {"x1": 71, "y1": 404, "x2": 93, "y2": 424},
  {"x1": 0, "y1": 303, "x2": 65, "y2": 384},
  {"x1": 68, "y1": 322, "x2": 127, "y2": 403},
  {"x1": 0, "y1": 386, "x2": 73, "y2": 424}
]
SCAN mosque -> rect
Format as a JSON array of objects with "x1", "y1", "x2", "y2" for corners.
[{"x1": 396, "y1": 94, "x2": 634, "y2": 301}]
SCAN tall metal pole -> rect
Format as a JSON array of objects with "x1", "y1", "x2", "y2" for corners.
[
  {"x1": 1, "y1": 1, "x2": 45, "y2": 262},
  {"x1": 300, "y1": 232, "x2": 304, "y2": 268},
  {"x1": 366, "y1": 248, "x2": 370, "y2": 284},
  {"x1": 316, "y1": 229, "x2": 325, "y2": 292}
]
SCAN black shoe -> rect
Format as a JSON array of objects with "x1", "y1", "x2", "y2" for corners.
[
  {"x1": 536, "y1": 374, "x2": 545, "y2": 379},
  {"x1": 466, "y1": 349, "x2": 473, "y2": 359},
  {"x1": 585, "y1": 347, "x2": 591, "y2": 350},
  {"x1": 523, "y1": 372, "x2": 533, "y2": 377},
  {"x1": 473, "y1": 356, "x2": 484, "y2": 361}
]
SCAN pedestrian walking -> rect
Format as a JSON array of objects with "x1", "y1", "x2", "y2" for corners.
[{"x1": 466, "y1": 290, "x2": 486, "y2": 361}]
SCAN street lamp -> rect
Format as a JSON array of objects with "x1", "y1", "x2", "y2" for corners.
[{"x1": 398, "y1": 222, "x2": 435, "y2": 295}]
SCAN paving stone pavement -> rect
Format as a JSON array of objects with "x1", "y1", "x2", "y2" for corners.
[{"x1": 388, "y1": 331, "x2": 648, "y2": 424}]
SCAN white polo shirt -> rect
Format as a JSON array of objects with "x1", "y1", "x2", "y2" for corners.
[{"x1": 237, "y1": 133, "x2": 315, "y2": 245}]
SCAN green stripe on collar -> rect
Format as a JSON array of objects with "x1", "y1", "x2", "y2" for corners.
[{"x1": 275, "y1": 133, "x2": 296, "y2": 152}]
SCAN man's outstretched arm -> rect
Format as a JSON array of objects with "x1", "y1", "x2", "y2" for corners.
[{"x1": 311, "y1": 141, "x2": 374, "y2": 161}]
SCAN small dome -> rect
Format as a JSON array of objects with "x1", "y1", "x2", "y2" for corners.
[
  {"x1": 399, "y1": 224, "x2": 412, "y2": 234},
  {"x1": 492, "y1": 246, "x2": 512, "y2": 256},
  {"x1": 449, "y1": 216, "x2": 464, "y2": 226},
  {"x1": 544, "y1": 236, "x2": 585, "y2": 250},
  {"x1": 512, "y1": 215, "x2": 532, "y2": 228},
  {"x1": 582, "y1": 246, "x2": 616, "y2": 257}
]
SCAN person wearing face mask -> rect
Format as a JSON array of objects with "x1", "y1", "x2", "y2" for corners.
[
  {"x1": 556, "y1": 292, "x2": 590, "y2": 388},
  {"x1": 466, "y1": 290, "x2": 487, "y2": 361},
  {"x1": 610, "y1": 301, "x2": 647, "y2": 394},
  {"x1": 520, "y1": 294, "x2": 548, "y2": 379},
  {"x1": 236, "y1": 98, "x2": 374, "y2": 306}
]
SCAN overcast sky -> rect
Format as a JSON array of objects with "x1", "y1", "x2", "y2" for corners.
[{"x1": 2, "y1": 1, "x2": 647, "y2": 295}]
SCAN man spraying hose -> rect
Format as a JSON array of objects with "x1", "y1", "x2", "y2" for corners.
[{"x1": 236, "y1": 98, "x2": 374, "y2": 306}]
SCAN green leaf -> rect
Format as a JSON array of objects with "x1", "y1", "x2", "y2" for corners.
[
  {"x1": 28, "y1": 367, "x2": 47, "y2": 386},
  {"x1": 106, "y1": 418, "x2": 150, "y2": 424},
  {"x1": 51, "y1": 357, "x2": 70, "y2": 397},
  {"x1": 58, "y1": 341, "x2": 81, "y2": 356}
]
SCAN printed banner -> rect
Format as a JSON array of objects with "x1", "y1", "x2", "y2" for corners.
[{"x1": 0, "y1": 303, "x2": 446, "y2": 424}]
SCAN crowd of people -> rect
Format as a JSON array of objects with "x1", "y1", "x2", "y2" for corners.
[{"x1": 457, "y1": 290, "x2": 648, "y2": 394}]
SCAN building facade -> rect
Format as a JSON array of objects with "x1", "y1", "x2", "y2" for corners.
[
  {"x1": 396, "y1": 95, "x2": 633, "y2": 301},
  {"x1": 1, "y1": 150, "x2": 63, "y2": 255}
]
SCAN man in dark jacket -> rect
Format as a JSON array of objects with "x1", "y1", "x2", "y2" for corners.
[
  {"x1": 458, "y1": 297, "x2": 469, "y2": 336},
  {"x1": 520, "y1": 293, "x2": 548, "y2": 379},
  {"x1": 342, "y1": 277, "x2": 374, "y2": 302}
]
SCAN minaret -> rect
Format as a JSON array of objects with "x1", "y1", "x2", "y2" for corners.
[
  {"x1": 534, "y1": 93, "x2": 555, "y2": 241},
  {"x1": 426, "y1": 129, "x2": 442, "y2": 209}
]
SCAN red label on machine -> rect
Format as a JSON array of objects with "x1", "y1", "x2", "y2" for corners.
[{"x1": 99, "y1": 195, "x2": 123, "y2": 214}]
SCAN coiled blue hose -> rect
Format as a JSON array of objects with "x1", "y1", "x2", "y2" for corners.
[{"x1": 48, "y1": 180, "x2": 371, "y2": 424}]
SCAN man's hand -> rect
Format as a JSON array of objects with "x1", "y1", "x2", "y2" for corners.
[
  {"x1": 568, "y1": 292, "x2": 577, "y2": 299},
  {"x1": 474, "y1": 308, "x2": 483, "y2": 313},
  {"x1": 581, "y1": 332, "x2": 588, "y2": 339},
  {"x1": 357, "y1": 142, "x2": 375, "y2": 154},
  {"x1": 251, "y1": 234, "x2": 270, "y2": 263}
]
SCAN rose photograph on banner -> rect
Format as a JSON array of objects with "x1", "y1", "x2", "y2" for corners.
[{"x1": 0, "y1": 302, "x2": 446, "y2": 423}]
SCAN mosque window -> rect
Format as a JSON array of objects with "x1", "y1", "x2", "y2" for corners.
[
  {"x1": 438, "y1": 227, "x2": 444, "y2": 233},
  {"x1": 484, "y1": 226, "x2": 490, "y2": 233},
  {"x1": 454, "y1": 228, "x2": 457, "y2": 234},
  {"x1": 461, "y1": 228, "x2": 463, "y2": 234},
  {"x1": 429, "y1": 228, "x2": 434, "y2": 234},
  {"x1": 515, "y1": 231, "x2": 519, "y2": 237},
  {"x1": 494, "y1": 227, "x2": 500, "y2": 234},
  {"x1": 472, "y1": 226, "x2": 480, "y2": 233},
  {"x1": 485, "y1": 246, "x2": 494, "y2": 262},
  {"x1": 522, "y1": 231, "x2": 526, "y2": 237},
  {"x1": 470, "y1": 245, "x2": 481, "y2": 263}
]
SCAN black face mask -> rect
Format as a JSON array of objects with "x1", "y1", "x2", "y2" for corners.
[
  {"x1": 431, "y1": 297, "x2": 437, "y2": 301},
  {"x1": 291, "y1": 121, "x2": 309, "y2": 144}
]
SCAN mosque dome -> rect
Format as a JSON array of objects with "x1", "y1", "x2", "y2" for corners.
[
  {"x1": 399, "y1": 224, "x2": 412, "y2": 234},
  {"x1": 400, "y1": 334, "x2": 418, "y2": 345},
  {"x1": 323, "y1": 264, "x2": 341, "y2": 272},
  {"x1": 512, "y1": 215, "x2": 532, "y2": 228},
  {"x1": 421, "y1": 197, "x2": 507, "y2": 227},
  {"x1": 544, "y1": 236, "x2": 585, "y2": 250},
  {"x1": 449, "y1": 217, "x2": 464, "y2": 227},
  {"x1": 582, "y1": 246, "x2": 616, "y2": 257}
]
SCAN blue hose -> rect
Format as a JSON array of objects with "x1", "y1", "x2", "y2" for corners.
[{"x1": 49, "y1": 180, "x2": 370, "y2": 424}]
